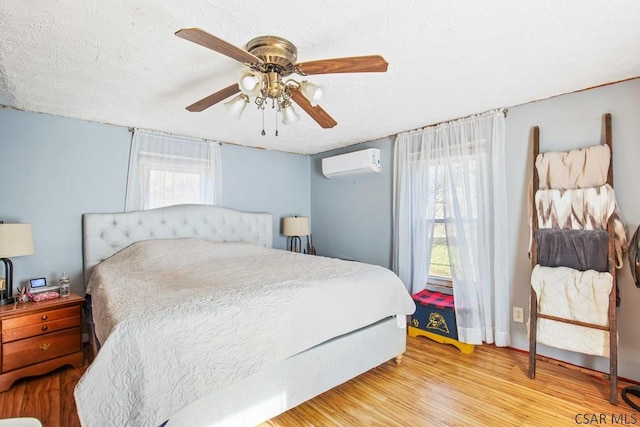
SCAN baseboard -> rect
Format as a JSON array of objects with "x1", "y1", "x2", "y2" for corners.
[{"x1": 506, "y1": 345, "x2": 639, "y2": 386}]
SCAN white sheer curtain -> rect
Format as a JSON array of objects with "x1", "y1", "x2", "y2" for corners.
[
  {"x1": 393, "y1": 110, "x2": 509, "y2": 346},
  {"x1": 125, "y1": 129, "x2": 222, "y2": 212}
]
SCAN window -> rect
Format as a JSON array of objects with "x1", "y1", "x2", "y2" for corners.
[
  {"x1": 393, "y1": 110, "x2": 509, "y2": 346},
  {"x1": 125, "y1": 130, "x2": 222, "y2": 212},
  {"x1": 140, "y1": 152, "x2": 209, "y2": 209},
  {"x1": 428, "y1": 173, "x2": 452, "y2": 286},
  {"x1": 148, "y1": 170, "x2": 201, "y2": 209},
  {"x1": 426, "y1": 147, "x2": 482, "y2": 289}
]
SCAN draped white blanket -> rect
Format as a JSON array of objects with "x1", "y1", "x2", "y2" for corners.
[
  {"x1": 74, "y1": 239, "x2": 415, "y2": 427},
  {"x1": 534, "y1": 184, "x2": 628, "y2": 268},
  {"x1": 530, "y1": 265, "x2": 613, "y2": 356},
  {"x1": 535, "y1": 144, "x2": 610, "y2": 190}
]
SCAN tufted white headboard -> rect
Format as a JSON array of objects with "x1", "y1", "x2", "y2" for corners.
[{"x1": 82, "y1": 204, "x2": 273, "y2": 287}]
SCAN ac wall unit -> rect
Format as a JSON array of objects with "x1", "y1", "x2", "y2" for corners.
[{"x1": 321, "y1": 148, "x2": 381, "y2": 178}]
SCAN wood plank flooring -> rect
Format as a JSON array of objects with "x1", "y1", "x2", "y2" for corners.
[{"x1": 0, "y1": 337, "x2": 637, "y2": 427}]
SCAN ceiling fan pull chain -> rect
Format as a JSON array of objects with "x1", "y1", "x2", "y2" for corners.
[
  {"x1": 261, "y1": 108, "x2": 266, "y2": 136},
  {"x1": 275, "y1": 109, "x2": 279, "y2": 136}
]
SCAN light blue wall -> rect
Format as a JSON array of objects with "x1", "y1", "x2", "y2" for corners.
[
  {"x1": 310, "y1": 137, "x2": 393, "y2": 267},
  {"x1": 1, "y1": 108, "x2": 130, "y2": 297},
  {"x1": 309, "y1": 78, "x2": 640, "y2": 381},
  {"x1": 1, "y1": 108, "x2": 310, "y2": 295},
  {"x1": 221, "y1": 143, "x2": 310, "y2": 249}
]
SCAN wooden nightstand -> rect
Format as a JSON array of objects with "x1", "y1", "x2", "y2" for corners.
[{"x1": 0, "y1": 293, "x2": 84, "y2": 392}]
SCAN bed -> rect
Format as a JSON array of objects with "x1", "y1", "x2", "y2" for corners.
[{"x1": 74, "y1": 204, "x2": 415, "y2": 427}]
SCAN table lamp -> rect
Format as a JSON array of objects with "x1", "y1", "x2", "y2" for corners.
[
  {"x1": 282, "y1": 216, "x2": 310, "y2": 253},
  {"x1": 0, "y1": 223, "x2": 35, "y2": 305}
]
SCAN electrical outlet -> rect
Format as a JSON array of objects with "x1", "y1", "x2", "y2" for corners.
[{"x1": 513, "y1": 307, "x2": 524, "y2": 323}]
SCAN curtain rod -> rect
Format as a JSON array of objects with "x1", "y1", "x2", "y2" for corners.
[
  {"x1": 128, "y1": 127, "x2": 223, "y2": 145},
  {"x1": 399, "y1": 108, "x2": 508, "y2": 137}
]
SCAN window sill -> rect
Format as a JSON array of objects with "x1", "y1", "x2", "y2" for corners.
[{"x1": 426, "y1": 276, "x2": 453, "y2": 293}]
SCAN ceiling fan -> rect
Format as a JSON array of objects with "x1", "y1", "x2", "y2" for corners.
[{"x1": 175, "y1": 28, "x2": 389, "y2": 133}]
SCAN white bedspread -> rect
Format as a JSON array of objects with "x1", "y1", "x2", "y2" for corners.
[
  {"x1": 530, "y1": 265, "x2": 613, "y2": 357},
  {"x1": 74, "y1": 239, "x2": 415, "y2": 427}
]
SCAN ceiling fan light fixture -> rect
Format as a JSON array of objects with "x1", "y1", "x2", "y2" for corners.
[
  {"x1": 224, "y1": 93, "x2": 249, "y2": 119},
  {"x1": 281, "y1": 101, "x2": 300, "y2": 125},
  {"x1": 239, "y1": 70, "x2": 263, "y2": 95},
  {"x1": 299, "y1": 81, "x2": 323, "y2": 106},
  {"x1": 176, "y1": 28, "x2": 388, "y2": 131}
]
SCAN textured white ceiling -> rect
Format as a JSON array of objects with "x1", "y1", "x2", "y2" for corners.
[{"x1": 1, "y1": 1, "x2": 639, "y2": 154}]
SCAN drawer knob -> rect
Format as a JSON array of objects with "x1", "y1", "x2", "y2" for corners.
[
  {"x1": 41, "y1": 315, "x2": 48, "y2": 321},
  {"x1": 39, "y1": 343, "x2": 52, "y2": 351},
  {"x1": 41, "y1": 325, "x2": 48, "y2": 332}
]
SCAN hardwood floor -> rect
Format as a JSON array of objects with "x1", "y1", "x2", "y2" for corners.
[
  {"x1": 265, "y1": 337, "x2": 637, "y2": 427},
  {"x1": 0, "y1": 337, "x2": 636, "y2": 427},
  {"x1": 0, "y1": 346, "x2": 89, "y2": 427}
]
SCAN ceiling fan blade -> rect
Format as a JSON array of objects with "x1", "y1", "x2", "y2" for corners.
[
  {"x1": 186, "y1": 84, "x2": 240, "y2": 112},
  {"x1": 175, "y1": 28, "x2": 263, "y2": 65},
  {"x1": 297, "y1": 55, "x2": 388, "y2": 75},
  {"x1": 290, "y1": 90, "x2": 337, "y2": 129}
]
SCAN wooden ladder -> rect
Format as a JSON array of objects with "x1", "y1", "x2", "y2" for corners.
[{"x1": 528, "y1": 113, "x2": 618, "y2": 405}]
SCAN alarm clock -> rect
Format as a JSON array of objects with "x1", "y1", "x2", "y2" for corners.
[{"x1": 29, "y1": 277, "x2": 60, "y2": 294}]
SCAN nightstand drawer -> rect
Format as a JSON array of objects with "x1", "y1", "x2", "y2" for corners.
[
  {"x1": 1, "y1": 315, "x2": 81, "y2": 343},
  {"x1": 2, "y1": 327, "x2": 81, "y2": 372},
  {"x1": 1, "y1": 306, "x2": 79, "y2": 331}
]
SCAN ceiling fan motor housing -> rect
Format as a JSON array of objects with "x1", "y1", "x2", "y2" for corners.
[{"x1": 246, "y1": 35, "x2": 297, "y2": 75}]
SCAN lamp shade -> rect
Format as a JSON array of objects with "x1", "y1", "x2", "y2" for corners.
[
  {"x1": 282, "y1": 216, "x2": 310, "y2": 236},
  {"x1": 299, "y1": 81, "x2": 323, "y2": 106},
  {"x1": 238, "y1": 70, "x2": 263, "y2": 96},
  {"x1": 0, "y1": 223, "x2": 34, "y2": 258},
  {"x1": 224, "y1": 94, "x2": 249, "y2": 119},
  {"x1": 281, "y1": 102, "x2": 300, "y2": 125}
]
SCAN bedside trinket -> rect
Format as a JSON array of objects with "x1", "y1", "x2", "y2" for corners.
[
  {"x1": 16, "y1": 285, "x2": 30, "y2": 303},
  {"x1": 59, "y1": 271, "x2": 70, "y2": 297},
  {"x1": 31, "y1": 291, "x2": 60, "y2": 302}
]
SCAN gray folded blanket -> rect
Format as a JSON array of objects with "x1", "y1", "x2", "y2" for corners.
[
  {"x1": 536, "y1": 229, "x2": 619, "y2": 306},
  {"x1": 536, "y1": 229, "x2": 609, "y2": 272}
]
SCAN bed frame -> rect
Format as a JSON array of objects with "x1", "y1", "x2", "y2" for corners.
[{"x1": 81, "y1": 204, "x2": 406, "y2": 427}]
